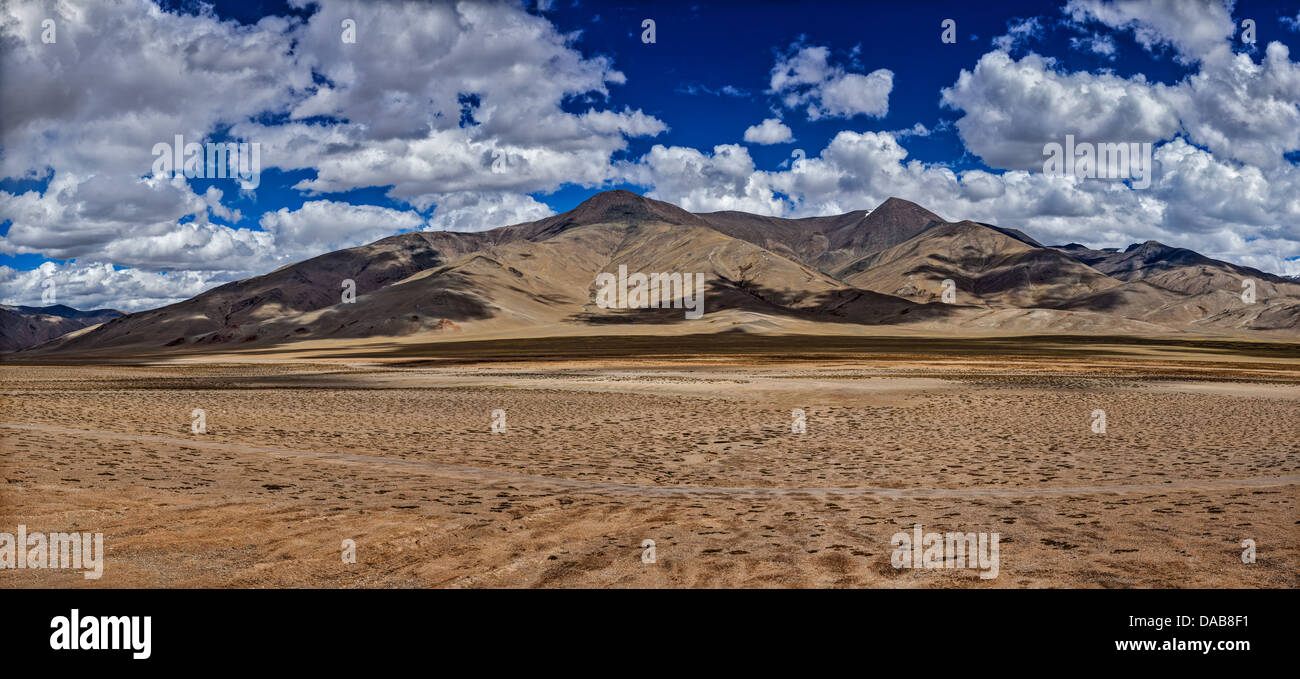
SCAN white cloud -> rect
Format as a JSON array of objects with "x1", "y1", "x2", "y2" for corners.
[
  {"x1": 425, "y1": 192, "x2": 554, "y2": 231},
  {"x1": 769, "y1": 44, "x2": 893, "y2": 120},
  {"x1": 1172, "y1": 42, "x2": 1300, "y2": 170},
  {"x1": 1064, "y1": 0, "x2": 1235, "y2": 63},
  {"x1": 677, "y1": 83, "x2": 748, "y2": 98},
  {"x1": 743, "y1": 118, "x2": 794, "y2": 145},
  {"x1": 626, "y1": 144, "x2": 788, "y2": 215},
  {"x1": 940, "y1": 45, "x2": 1300, "y2": 171},
  {"x1": 888, "y1": 122, "x2": 935, "y2": 138},
  {"x1": 271, "y1": 0, "x2": 665, "y2": 205},
  {"x1": 1069, "y1": 32, "x2": 1118, "y2": 59},
  {"x1": 0, "y1": 0, "x2": 306, "y2": 181},
  {"x1": 0, "y1": 261, "x2": 224, "y2": 312},
  {"x1": 0, "y1": 0, "x2": 307, "y2": 282},
  {"x1": 2, "y1": 176, "x2": 441, "y2": 281},
  {"x1": 993, "y1": 17, "x2": 1045, "y2": 52},
  {"x1": 940, "y1": 51, "x2": 1180, "y2": 171},
  {"x1": 0, "y1": 172, "x2": 253, "y2": 264},
  {"x1": 259, "y1": 201, "x2": 426, "y2": 255}
]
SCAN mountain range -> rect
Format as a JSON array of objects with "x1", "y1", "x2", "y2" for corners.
[{"x1": 12, "y1": 191, "x2": 1300, "y2": 357}]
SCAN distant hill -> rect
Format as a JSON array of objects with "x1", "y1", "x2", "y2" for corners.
[{"x1": 1, "y1": 304, "x2": 124, "y2": 352}]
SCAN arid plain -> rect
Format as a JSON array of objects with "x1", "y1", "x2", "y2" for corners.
[{"x1": 2, "y1": 334, "x2": 1297, "y2": 588}]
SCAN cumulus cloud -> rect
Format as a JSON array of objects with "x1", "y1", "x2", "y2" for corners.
[
  {"x1": 259, "y1": 201, "x2": 426, "y2": 255},
  {"x1": 940, "y1": 51, "x2": 1180, "y2": 170},
  {"x1": 625, "y1": 144, "x2": 788, "y2": 215},
  {"x1": 267, "y1": 0, "x2": 665, "y2": 205},
  {"x1": 1172, "y1": 43, "x2": 1300, "y2": 169},
  {"x1": 0, "y1": 261, "x2": 225, "y2": 311},
  {"x1": 0, "y1": 0, "x2": 306, "y2": 181},
  {"x1": 425, "y1": 192, "x2": 555, "y2": 231},
  {"x1": 769, "y1": 44, "x2": 893, "y2": 120},
  {"x1": 1064, "y1": 0, "x2": 1235, "y2": 63},
  {"x1": 0, "y1": 172, "x2": 263, "y2": 267},
  {"x1": 743, "y1": 119, "x2": 794, "y2": 145},
  {"x1": 0, "y1": 1, "x2": 665, "y2": 226},
  {"x1": 941, "y1": 45, "x2": 1300, "y2": 171}
]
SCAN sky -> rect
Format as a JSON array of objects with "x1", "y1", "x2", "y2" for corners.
[{"x1": 2, "y1": 0, "x2": 1300, "y2": 312}]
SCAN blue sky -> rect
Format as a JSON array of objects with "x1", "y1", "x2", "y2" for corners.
[{"x1": 2, "y1": 0, "x2": 1300, "y2": 310}]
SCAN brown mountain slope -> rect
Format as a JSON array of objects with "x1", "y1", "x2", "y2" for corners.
[
  {"x1": 836, "y1": 221, "x2": 1123, "y2": 308},
  {"x1": 44, "y1": 231, "x2": 492, "y2": 354},
  {"x1": 181, "y1": 214, "x2": 939, "y2": 349},
  {"x1": 690, "y1": 211, "x2": 831, "y2": 267},
  {"x1": 1048, "y1": 241, "x2": 1300, "y2": 331},
  {"x1": 1057, "y1": 240, "x2": 1300, "y2": 298},
  {"x1": 1051, "y1": 281, "x2": 1300, "y2": 331},
  {"x1": 696, "y1": 196, "x2": 946, "y2": 273},
  {"x1": 1195, "y1": 299, "x2": 1300, "y2": 332},
  {"x1": 817, "y1": 197, "x2": 947, "y2": 271}
]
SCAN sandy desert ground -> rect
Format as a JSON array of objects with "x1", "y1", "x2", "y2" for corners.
[{"x1": 1, "y1": 335, "x2": 1297, "y2": 588}]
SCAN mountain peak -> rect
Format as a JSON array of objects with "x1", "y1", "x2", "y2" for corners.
[
  {"x1": 1125, "y1": 239, "x2": 1169, "y2": 253},
  {"x1": 1120, "y1": 240, "x2": 1205, "y2": 265},
  {"x1": 555, "y1": 189, "x2": 705, "y2": 228},
  {"x1": 29, "y1": 304, "x2": 77, "y2": 315},
  {"x1": 573, "y1": 189, "x2": 647, "y2": 210},
  {"x1": 1112, "y1": 239, "x2": 1217, "y2": 273},
  {"x1": 816, "y1": 196, "x2": 948, "y2": 261},
  {"x1": 875, "y1": 196, "x2": 924, "y2": 210},
  {"x1": 571, "y1": 189, "x2": 687, "y2": 212},
  {"x1": 869, "y1": 196, "x2": 946, "y2": 223}
]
